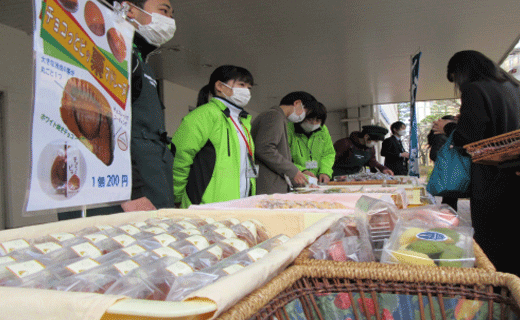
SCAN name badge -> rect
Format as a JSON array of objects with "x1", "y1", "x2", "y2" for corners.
[
  {"x1": 246, "y1": 164, "x2": 260, "y2": 179},
  {"x1": 305, "y1": 160, "x2": 318, "y2": 169}
]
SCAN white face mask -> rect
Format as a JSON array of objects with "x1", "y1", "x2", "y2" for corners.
[
  {"x1": 130, "y1": 8, "x2": 176, "y2": 47},
  {"x1": 221, "y1": 83, "x2": 251, "y2": 107},
  {"x1": 366, "y1": 141, "x2": 376, "y2": 148},
  {"x1": 300, "y1": 121, "x2": 320, "y2": 133},
  {"x1": 397, "y1": 130, "x2": 407, "y2": 137},
  {"x1": 287, "y1": 104, "x2": 306, "y2": 123}
]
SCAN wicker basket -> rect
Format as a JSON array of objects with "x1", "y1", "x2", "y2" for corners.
[
  {"x1": 218, "y1": 264, "x2": 520, "y2": 320},
  {"x1": 463, "y1": 129, "x2": 520, "y2": 165},
  {"x1": 292, "y1": 240, "x2": 496, "y2": 272}
]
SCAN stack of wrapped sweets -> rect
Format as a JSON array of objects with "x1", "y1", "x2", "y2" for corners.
[
  {"x1": 308, "y1": 215, "x2": 375, "y2": 262},
  {"x1": 0, "y1": 216, "x2": 289, "y2": 300},
  {"x1": 256, "y1": 199, "x2": 347, "y2": 209}
]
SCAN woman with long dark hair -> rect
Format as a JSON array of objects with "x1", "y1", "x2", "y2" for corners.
[
  {"x1": 171, "y1": 65, "x2": 256, "y2": 208},
  {"x1": 432, "y1": 50, "x2": 520, "y2": 275}
]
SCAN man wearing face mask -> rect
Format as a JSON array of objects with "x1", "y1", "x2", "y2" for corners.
[
  {"x1": 287, "y1": 102, "x2": 335, "y2": 184},
  {"x1": 381, "y1": 121, "x2": 409, "y2": 176},
  {"x1": 332, "y1": 125, "x2": 393, "y2": 177},
  {"x1": 251, "y1": 91, "x2": 319, "y2": 194},
  {"x1": 115, "y1": 0, "x2": 176, "y2": 208},
  {"x1": 57, "y1": 0, "x2": 176, "y2": 219}
]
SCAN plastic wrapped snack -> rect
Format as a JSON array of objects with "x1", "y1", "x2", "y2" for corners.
[
  {"x1": 354, "y1": 196, "x2": 399, "y2": 261},
  {"x1": 380, "y1": 220, "x2": 475, "y2": 268},
  {"x1": 104, "y1": 255, "x2": 183, "y2": 300},
  {"x1": 74, "y1": 225, "x2": 120, "y2": 237},
  {"x1": 166, "y1": 234, "x2": 290, "y2": 301},
  {"x1": 52, "y1": 251, "x2": 158, "y2": 293},
  {"x1": 309, "y1": 216, "x2": 374, "y2": 262},
  {"x1": 1, "y1": 239, "x2": 32, "y2": 256},
  {"x1": 29, "y1": 232, "x2": 85, "y2": 248},
  {"x1": 179, "y1": 238, "x2": 250, "y2": 272},
  {"x1": 200, "y1": 218, "x2": 241, "y2": 233},
  {"x1": 398, "y1": 204, "x2": 471, "y2": 228},
  {"x1": 166, "y1": 234, "x2": 211, "y2": 258}
]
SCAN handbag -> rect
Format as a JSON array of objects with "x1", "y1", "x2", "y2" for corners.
[{"x1": 426, "y1": 132, "x2": 471, "y2": 198}]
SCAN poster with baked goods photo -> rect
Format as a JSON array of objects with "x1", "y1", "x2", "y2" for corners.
[{"x1": 26, "y1": 0, "x2": 134, "y2": 212}]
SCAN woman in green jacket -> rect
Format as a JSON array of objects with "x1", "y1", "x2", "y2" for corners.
[
  {"x1": 287, "y1": 102, "x2": 336, "y2": 184},
  {"x1": 171, "y1": 65, "x2": 256, "y2": 208}
]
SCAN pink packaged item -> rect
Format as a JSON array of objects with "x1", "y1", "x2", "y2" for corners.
[{"x1": 398, "y1": 204, "x2": 470, "y2": 228}]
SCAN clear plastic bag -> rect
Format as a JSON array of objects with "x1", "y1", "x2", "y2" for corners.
[
  {"x1": 398, "y1": 204, "x2": 471, "y2": 228},
  {"x1": 381, "y1": 220, "x2": 475, "y2": 268}
]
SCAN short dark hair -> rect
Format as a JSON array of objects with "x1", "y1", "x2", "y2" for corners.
[
  {"x1": 304, "y1": 101, "x2": 327, "y2": 125},
  {"x1": 390, "y1": 121, "x2": 405, "y2": 134},
  {"x1": 279, "y1": 91, "x2": 318, "y2": 111},
  {"x1": 197, "y1": 65, "x2": 254, "y2": 106}
]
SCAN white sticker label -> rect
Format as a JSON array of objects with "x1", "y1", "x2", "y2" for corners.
[
  {"x1": 177, "y1": 221, "x2": 197, "y2": 230},
  {"x1": 213, "y1": 227, "x2": 237, "y2": 239},
  {"x1": 143, "y1": 227, "x2": 167, "y2": 235},
  {"x1": 122, "y1": 244, "x2": 146, "y2": 257},
  {"x1": 71, "y1": 242, "x2": 102, "y2": 258},
  {"x1": 33, "y1": 242, "x2": 63, "y2": 254},
  {"x1": 166, "y1": 261, "x2": 194, "y2": 277},
  {"x1": 112, "y1": 234, "x2": 136, "y2": 247},
  {"x1": 0, "y1": 256, "x2": 16, "y2": 265},
  {"x1": 119, "y1": 225, "x2": 141, "y2": 235},
  {"x1": 206, "y1": 245, "x2": 223, "y2": 259},
  {"x1": 153, "y1": 234, "x2": 177, "y2": 246},
  {"x1": 133, "y1": 222, "x2": 148, "y2": 228},
  {"x1": 185, "y1": 235, "x2": 210, "y2": 251},
  {"x1": 276, "y1": 235, "x2": 290, "y2": 243},
  {"x1": 83, "y1": 233, "x2": 108, "y2": 243},
  {"x1": 7, "y1": 260, "x2": 45, "y2": 278},
  {"x1": 1, "y1": 239, "x2": 30, "y2": 253},
  {"x1": 221, "y1": 238, "x2": 249, "y2": 252},
  {"x1": 222, "y1": 263, "x2": 245, "y2": 275},
  {"x1": 225, "y1": 218, "x2": 240, "y2": 225},
  {"x1": 204, "y1": 217, "x2": 216, "y2": 224},
  {"x1": 157, "y1": 223, "x2": 171, "y2": 230},
  {"x1": 152, "y1": 247, "x2": 184, "y2": 259},
  {"x1": 96, "y1": 225, "x2": 113, "y2": 232},
  {"x1": 113, "y1": 260, "x2": 140, "y2": 275},
  {"x1": 241, "y1": 221, "x2": 257, "y2": 240},
  {"x1": 247, "y1": 248, "x2": 269, "y2": 262},
  {"x1": 50, "y1": 232, "x2": 76, "y2": 242},
  {"x1": 179, "y1": 229, "x2": 201, "y2": 236},
  {"x1": 66, "y1": 258, "x2": 100, "y2": 274}
]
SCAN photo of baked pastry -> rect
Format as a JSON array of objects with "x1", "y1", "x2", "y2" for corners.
[
  {"x1": 60, "y1": 77, "x2": 114, "y2": 166},
  {"x1": 57, "y1": 0, "x2": 79, "y2": 13},
  {"x1": 38, "y1": 141, "x2": 86, "y2": 199},
  {"x1": 84, "y1": 0, "x2": 105, "y2": 36},
  {"x1": 107, "y1": 27, "x2": 127, "y2": 63}
]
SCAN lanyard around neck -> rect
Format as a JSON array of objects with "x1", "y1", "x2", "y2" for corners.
[{"x1": 229, "y1": 116, "x2": 257, "y2": 176}]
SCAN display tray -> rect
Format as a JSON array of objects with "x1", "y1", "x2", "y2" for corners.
[
  {"x1": 464, "y1": 128, "x2": 520, "y2": 165},
  {"x1": 327, "y1": 180, "x2": 400, "y2": 185},
  {"x1": 0, "y1": 209, "x2": 343, "y2": 320}
]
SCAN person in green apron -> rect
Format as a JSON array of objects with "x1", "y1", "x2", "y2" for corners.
[
  {"x1": 332, "y1": 125, "x2": 393, "y2": 178},
  {"x1": 287, "y1": 102, "x2": 335, "y2": 184}
]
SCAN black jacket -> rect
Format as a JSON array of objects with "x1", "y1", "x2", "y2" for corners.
[{"x1": 381, "y1": 135, "x2": 408, "y2": 175}]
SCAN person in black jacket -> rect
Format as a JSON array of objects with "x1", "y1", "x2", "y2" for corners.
[
  {"x1": 432, "y1": 50, "x2": 520, "y2": 276},
  {"x1": 381, "y1": 121, "x2": 409, "y2": 175},
  {"x1": 427, "y1": 115, "x2": 458, "y2": 210}
]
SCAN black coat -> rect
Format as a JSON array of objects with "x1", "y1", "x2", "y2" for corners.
[
  {"x1": 381, "y1": 135, "x2": 408, "y2": 175},
  {"x1": 445, "y1": 79, "x2": 520, "y2": 276}
]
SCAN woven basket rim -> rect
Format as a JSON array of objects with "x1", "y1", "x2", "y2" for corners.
[{"x1": 218, "y1": 264, "x2": 520, "y2": 320}]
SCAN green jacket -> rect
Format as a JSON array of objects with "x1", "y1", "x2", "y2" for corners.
[
  {"x1": 172, "y1": 98, "x2": 256, "y2": 208},
  {"x1": 287, "y1": 123, "x2": 336, "y2": 178}
]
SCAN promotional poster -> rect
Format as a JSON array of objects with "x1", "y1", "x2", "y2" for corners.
[{"x1": 26, "y1": 0, "x2": 134, "y2": 212}]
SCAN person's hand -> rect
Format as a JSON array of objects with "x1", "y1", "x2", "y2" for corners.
[
  {"x1": 319, "y1": 174, "x2": 330, "y2": 184},
  {"x1": 400, "y1": 152, "x2": 410, "y2": 159},
  {"x1": 382, "y1": 169, "x2": 394, "y2": 176},
  {"x1": 302, "y1": 170, "x2": 316, "y2": 178},
  {"x1": 293, "y1": 171, "x2": 309, "y2": 186}
]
